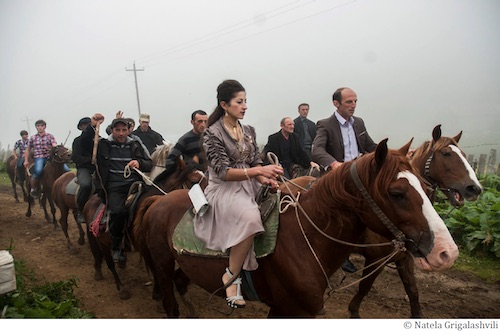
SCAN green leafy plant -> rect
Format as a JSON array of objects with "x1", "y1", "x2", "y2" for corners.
[
  {"x1": 0, "y1": 258, "x2": 93, "y2": 318},
  {"x1": 435, "y1": 174, "x2": 500, "y2": 258}
]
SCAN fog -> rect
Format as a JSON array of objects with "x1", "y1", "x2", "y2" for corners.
[{"x1": 1, "y1": 0, "x2": 499, "y2": 159}]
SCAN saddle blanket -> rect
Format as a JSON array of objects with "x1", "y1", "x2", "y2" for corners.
[
  {"x1": 65, "y1": 177, "x2": 79, "y2": 196},
  {"x1": 173, "y1": 201, "x2": 279, "y2": 258}
]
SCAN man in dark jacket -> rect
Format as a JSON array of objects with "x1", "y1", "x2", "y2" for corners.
[
  {"x1": 82, "y1": 113, "x2": 152, "y2": 262},
  {"x1": 293, "y1": 103, "x2": 317, "y2": 161},
  {"x1": 71, "y1": 117, "x2": 93, "y2": 223},
  {"x1": 262, "y1": 117, "x2": 315, "y2": 179},
  {"x1": 132, "y1": 113, "x2": 164, "y2": 155},
  {"x1": 312, "y1": 87, "x2": 377, "y2": 273}
]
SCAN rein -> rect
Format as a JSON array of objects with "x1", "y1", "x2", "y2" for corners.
[
  {"x1": 123, "y1": 165, "x2": 167, "y2": 195},
  {"x1": 276, "y1": 160, "x2": 405, "y2": 295}
]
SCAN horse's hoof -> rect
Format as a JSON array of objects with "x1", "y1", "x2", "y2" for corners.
[
  {"x1": 94, "y1": 271, "x2": 104, "y2": 281},
  {"x1": 119, "y1": 288, "x2": 131, "y2": 300},
  {"x1": 68, "y1": 247, "x2": 79, "y2": 256}
]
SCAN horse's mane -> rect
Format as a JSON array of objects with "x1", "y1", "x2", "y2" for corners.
[
  {"x1": 154, "y1": 160, "x2": 204, "y2": 191},
  {"x1": 151, "y1": 142, "x2": 173, "y2": 166},
  {"x1": 310, "y1": 149, "x2": 413, "y2": 217},
  {"x1": 412, "y1": 135, "x2": 461, "y2": 162}
]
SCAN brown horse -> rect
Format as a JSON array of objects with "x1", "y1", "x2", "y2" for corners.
[
  {"x1": 6, "y1": 155, "x2": 29, "y2": 203},
  {"x1": 133, "y1": 138, "x2": 459, "y2": 317},
  {"x1": 25, "y1": 145, "x2": 71, "y2": 226},
  {"x1": 348, "y1": 125, "x2": 482, "y2": 318},
  {"x1": 52, "y1": 171, "x2": 86, "y2": 254},
  {"x1": 82, "y1": 158, "x2": 206, "y2": 300}
]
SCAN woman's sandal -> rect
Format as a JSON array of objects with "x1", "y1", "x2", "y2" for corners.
[{"x1": 222, "y1": 267, "x2": 246, "y2": 309}]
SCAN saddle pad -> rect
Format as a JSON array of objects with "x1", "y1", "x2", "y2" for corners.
[
  {"x1": 173, "y1": 198, "x2": 280, "y2": 258},
  {"x1": 65, "y1": 177, "x2": 80, "y2": 196}
]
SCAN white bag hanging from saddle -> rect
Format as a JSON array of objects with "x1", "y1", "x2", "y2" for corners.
[
  {"x1": 0, "y1": 250, "x2": 16, "y2": 294},
  {"x1": 188, "y1": 183, "x2": 208, "y2": 217}
]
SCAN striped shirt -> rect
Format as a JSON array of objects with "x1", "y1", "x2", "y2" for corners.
[{"x1": 28, "y1": 133, "x2": 57, "y2": 158}]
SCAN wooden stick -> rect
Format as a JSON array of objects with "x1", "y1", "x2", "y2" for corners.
[{"x1": 92, "y1": 123, "x2": 100, "y2": 165}]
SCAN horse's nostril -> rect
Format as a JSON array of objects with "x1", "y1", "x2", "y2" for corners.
[
  {"x1": 439, "y1": 250, "x2": 451, "y2": 264},
  {"x1": 466, "y1": 184, "x2": 482, "y2": 196}
]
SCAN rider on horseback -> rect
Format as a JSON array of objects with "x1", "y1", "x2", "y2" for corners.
[
  {"x1": 24, "y1": 119, "x2": 69, "y2": 199},
  {"x1": 83, "y1": 114, "x2": 152, "y2": 263},
  {"x1": 12, "y1": 130, "x2": 29, "y2": 184}
]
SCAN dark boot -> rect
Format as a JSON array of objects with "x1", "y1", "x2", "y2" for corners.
[
  {"x1": 111, "y1": 236, "x2": 122, "y2": 263},
  {"x1": 341, "y1": 258, "x2": 358, "y2": 273},
  {"x1": 16, "y1": 167, "x2": 25, "y2": 183},
  {"x1": 30, "y1": 178, "x2": 40, "y2": 199}
]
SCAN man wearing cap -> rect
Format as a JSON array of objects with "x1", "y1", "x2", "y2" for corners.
[
  {"x1": 132, "y1": 113, "x2": 164, "y2": 155},
  {"x1": 82, "y1": 113, "x2": 152, "y2": 262},
  {"x1": 71, "y1": 117, "x2": 93, "y2": 223}
]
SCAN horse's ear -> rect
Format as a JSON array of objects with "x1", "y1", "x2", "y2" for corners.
[
  {"x1": 375, "y1": 138, "x2": 389, "y2": 168},
  {"x1": 432, "y1": 124, "x2": 442, "y2": 142},
  {"x1": 452, "y1": 131, "x2": 462, "y2": 143},
  {"x1": 177, "y1": 156, "x2": 187, "y2": 169},
  {"x1": 398, "y1": 138, "x2": 414, "y2": 156}
]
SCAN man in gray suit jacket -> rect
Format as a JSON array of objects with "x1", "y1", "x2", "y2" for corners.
[
  {"x1": 312, "y1": 87, "x2": 377, "y2": 272},
  {"x1": 312, "y1": 87, "x2": 376, "y2": 171}
]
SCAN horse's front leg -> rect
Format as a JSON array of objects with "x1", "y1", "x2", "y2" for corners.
[{"x1": 396, "y1": 256, "x2": 422, "y2": 318}]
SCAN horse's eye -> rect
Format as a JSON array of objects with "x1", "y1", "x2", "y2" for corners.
[
  {"x1": 440, "y1": 149, "x2": 452, "y2": 157},
  {"x1": 389, "y1": 191, "x2": 405, "y2": 201}
]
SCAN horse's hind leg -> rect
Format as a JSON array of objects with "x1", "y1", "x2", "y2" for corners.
[
  {"x1": 87, "y1": 230, "x2": 104, "y2": 280},
  {"x1": 72, "y1": 210, "x2": 85, "y2": 245},
  {"x1": 396, "y1": 257, "x2": 422, "y2": 318},
  {"x1": 174, "y1": 268, "x2": 196, "y2": 317},
  {"x1": 59, "y1": 208, "x2": 77, "y2": 254},
  {"x1": 10, "y1": 180, "x2": 20, "y2": 202}
]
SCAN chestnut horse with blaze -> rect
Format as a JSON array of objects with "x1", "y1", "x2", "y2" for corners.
[
  {"x1": 348, "y1": 125, "x2": 482, "y2": 318},
  {"x1": 133, "y1": 138, "x2": 459, "y2": 317}
]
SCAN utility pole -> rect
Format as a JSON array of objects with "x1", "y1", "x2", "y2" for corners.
[
  {"x1": 22, "y1": 115, "x2": 33, "y2": 134},
  {"x1": 125, "y1": 61, "x2": 144, "y2": 119}
]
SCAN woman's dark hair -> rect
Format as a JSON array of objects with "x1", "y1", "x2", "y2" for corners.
[
  {"x1": 207, "y1": 79, "x2": 245, "y2": 127},
  {"x1": 20, "y1": 130, "x2": 28, "y2": 136}
]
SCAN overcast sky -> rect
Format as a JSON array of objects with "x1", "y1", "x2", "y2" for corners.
[{"x1": 1, "y1": 0, "x2": 499, "y2": 159}]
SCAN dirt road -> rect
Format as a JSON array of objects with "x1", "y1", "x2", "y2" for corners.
[{"x1": 0, "y1": 186, "x2": 499, "y2": 319}]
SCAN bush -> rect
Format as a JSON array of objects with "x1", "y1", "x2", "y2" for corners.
[
  {"x1": 435, "y1": 174, "x2": 500, "y2": 258},
  {"x1": 0, "y1": 258, "x2": 93, "y2": 318}
]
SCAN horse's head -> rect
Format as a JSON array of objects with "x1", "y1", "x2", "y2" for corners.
[
  {"x1": 154, "y1": 156, "x2": 206, "y2": 192},
  {"x1": 50, "y1": 144, "x2": 71, "y2": 164},
  {"x1": 346, "y1": 138, "x2": 458, "y2": 271},
  {"x1": 412, "y1": 124, "x2": 482, "y2": 206}
]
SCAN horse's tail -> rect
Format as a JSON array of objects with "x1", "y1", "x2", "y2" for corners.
[{"x1": 133, "y1": 195, "x2": 163, "y2": 259}]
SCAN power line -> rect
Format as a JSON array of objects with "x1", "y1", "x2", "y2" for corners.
[
  {"x1": 136, "y1": 0, "x2": 311, "y2": 66},
  {"x1": 143, "y1": 0, "x2": 357, "y2": 67}
]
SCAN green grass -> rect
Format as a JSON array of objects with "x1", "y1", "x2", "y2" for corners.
[
  {"x1": 0, "y1": 170, "x2": 11, "y2": 187},
  {"x1": 452, "y1": 248, "x2": 500, "y2": 283}
]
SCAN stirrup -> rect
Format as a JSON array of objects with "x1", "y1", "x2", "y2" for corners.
[{"x1": 223, "y1": 267, "x2": 245, "y2": 309}]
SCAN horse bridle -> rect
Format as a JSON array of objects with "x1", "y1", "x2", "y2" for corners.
[
  {"x1": 422, "y1": 148, "x2": 454, "y2": 199},
  {"x1": 349, "y1": 163, "x2": 422, "y2": 256}
]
